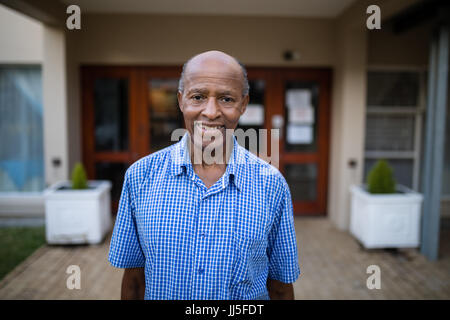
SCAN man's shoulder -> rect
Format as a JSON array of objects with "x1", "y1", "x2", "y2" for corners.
[{"x1": 125, "y1": 142, "x2": 179, "y2": 184}]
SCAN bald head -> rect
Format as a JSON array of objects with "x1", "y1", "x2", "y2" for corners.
[{"x1": 178, "y1": 51, "x2": 249, "y2": 96}]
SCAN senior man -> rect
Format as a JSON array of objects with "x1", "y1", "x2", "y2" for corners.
[{"x1": 108, "y1": 50, "x2": 300, "y2": 300}]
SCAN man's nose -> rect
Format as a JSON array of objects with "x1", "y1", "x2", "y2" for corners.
[{"x1": 202, "y1": 97, "x2": 220, "y2": 119}]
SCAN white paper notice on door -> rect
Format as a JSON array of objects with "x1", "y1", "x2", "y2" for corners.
[
  {"x1": 286, "y1": 89, "x2": 312, "y2": 109},
  {"x1": 238, "y1": 104, "x2": 264, "y2": 125},
  {"x1": 286, "y1": 124, "x2": 313, "y2": 144},
  {"x1": 288, "y1": 106, "x2": 314, "y2": 124}
]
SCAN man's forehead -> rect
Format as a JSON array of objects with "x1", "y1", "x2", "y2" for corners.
[
  {"x1": 185, "y1": 71, "x2": 242, "y2": 83},
  {"x1": 183, "y1": 74, "x2": 243, "y2": 93}
]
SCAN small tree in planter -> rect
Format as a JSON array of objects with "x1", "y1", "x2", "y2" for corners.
[
  {"x1": 71, "y1": 163, "x2": 88, "y2": 190},
  {"x1": 350, "y1": 159, "x2": 423, "y2": 249},
  {"x1": 44, "y1": 163, "x2": 112, "y2": 245},
  {"x1": 366, "y1": 160, "x2": 396, "y2": 194}
]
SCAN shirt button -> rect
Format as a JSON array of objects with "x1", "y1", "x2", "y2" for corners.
[
  {"x1": 198, "y1": 268, "x2": 204, "y2": 275},
  {"x1": 200, "y1": 232, "x2": 206, "y2": 238}
]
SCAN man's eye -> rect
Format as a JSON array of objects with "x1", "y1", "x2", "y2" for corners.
[
  {"x1": 221, "y1": 97, "x2": 234, "y2": 103},
  {"x1": 191, "y1": 95, "x2": 204, "y2": 101}
]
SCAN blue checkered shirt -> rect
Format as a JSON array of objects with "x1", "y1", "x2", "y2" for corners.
[{"x1": 108, "y1": 133, "x2": 300, "y2": 300}]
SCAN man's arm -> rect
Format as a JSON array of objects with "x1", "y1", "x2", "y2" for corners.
[
  {"x1": 121, "y1": 268, "x2": 145, "y2": 300},
  {"x1": 267, "y1": 278, "x2": 295, "y2": 300}
]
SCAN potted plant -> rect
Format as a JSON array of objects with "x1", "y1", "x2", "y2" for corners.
[
  {"x1": 349, "y1": 159, "x2": 423, "y2": 249},
  {"x1": 44, "y1": 163, "x2": 112, "y2": 244}
]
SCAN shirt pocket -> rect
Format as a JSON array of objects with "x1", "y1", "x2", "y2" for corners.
[{"x1": 230, "y1": 232, "x2": 267, "y2": 299}]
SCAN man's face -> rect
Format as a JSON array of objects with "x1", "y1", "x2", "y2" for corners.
[{"x1": 177, "y1": 57, "x2": 249, "y2": 150}]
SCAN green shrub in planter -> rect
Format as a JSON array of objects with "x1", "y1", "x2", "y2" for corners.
[
  {"x1": 71, "y1": 163, "x2": 88, "y2": 190},
  {"x1": 366, "y1": 159, "x2": 396, "y2": 194}
]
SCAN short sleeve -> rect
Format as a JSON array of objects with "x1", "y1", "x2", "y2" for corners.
[
  {"x1": 267, "y1": 182, "x2": 300, "y2": 283},
  {"x1": 108, "y1": 171, "x2": 145, "y2": 268}
]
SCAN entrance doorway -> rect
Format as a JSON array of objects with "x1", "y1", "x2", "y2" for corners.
[{"x1": 81, "y1": 66, "x2": 331, "y2": 215}]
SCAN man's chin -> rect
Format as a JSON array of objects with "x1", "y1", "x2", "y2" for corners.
[
  {"x1": 190, "y1": 133, "x2": 224, "y2": 148},
  {"x1": 200, "y1": 140, "x2": 224, "y2": 150}
]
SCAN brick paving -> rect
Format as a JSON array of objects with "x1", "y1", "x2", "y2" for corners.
[
  {"x1": 294, "y1": 217, "x2": 450, "y2": 299},
  {"x1": 0, "y1": 217, "x2": 449, "y2": 300}
]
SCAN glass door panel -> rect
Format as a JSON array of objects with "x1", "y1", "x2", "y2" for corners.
[
  {"x1": 237, "y1": 79, "x2": 266, "y2": 154},
  {"x1": 284, "y1": 82, "x2": 319, "y2": 152},
  {"x1": 148, "y1": 79, "x2": 184, "y2": 151},
  {"x1": 93, "y1": 78, "x2": 129, "y2": 152},
  {"x1": 284, "y1": 163, "x2": 318, "y2": 202}
]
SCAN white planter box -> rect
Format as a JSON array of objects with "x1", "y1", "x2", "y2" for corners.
[
  {"x1": 44, "y1": 180, "x2": 112, "y2": 244},
  {"x1": 349, "y1": 184, "x2": 423, "y2": 249}
]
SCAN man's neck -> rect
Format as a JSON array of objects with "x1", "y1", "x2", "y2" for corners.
[
  {"x1": 187, "y1": 136, "x2": 234, "y2": 189},
  {"x1": 188, "y1": 135, "x2": 234, "y2": 168}
]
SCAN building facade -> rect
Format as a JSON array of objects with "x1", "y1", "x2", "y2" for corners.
[{"x1": 0, "y1": 0, "x2": 448, "y2": 259}]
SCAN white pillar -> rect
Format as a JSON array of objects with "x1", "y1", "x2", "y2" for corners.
[
  {"x1": 328, "y1": 24, "x2": 368, "y2": 230},
  {"x1": 42, "y1": 25, "x2": 69, "y2": 185}
]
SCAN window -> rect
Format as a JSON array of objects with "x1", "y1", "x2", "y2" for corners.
[
  {"x1": 0, "y1": 66, "x2": 44, "y2": 192},
  {"x1": 364, "y1": 70, "x2": 425, "y2": 190}
]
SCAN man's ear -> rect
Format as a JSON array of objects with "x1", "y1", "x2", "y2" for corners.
[
  {"x1": 240, "y1": 94, "x2": 249, "y2": 115},
  {"x1": 177, "y1": 91, "x2": 184, "y2": 112}
]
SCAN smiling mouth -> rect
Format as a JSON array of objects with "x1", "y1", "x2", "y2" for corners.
[{"x1": 194, "y1": 121, "x2": 225, "y2": 132}]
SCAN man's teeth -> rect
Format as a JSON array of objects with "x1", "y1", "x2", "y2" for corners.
[{"x1": 199, "y1": 125, "x2": 223, "y2": 130}]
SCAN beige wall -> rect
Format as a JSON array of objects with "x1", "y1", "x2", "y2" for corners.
[
  {"x1": 0, "y1": 4, "x2": 43, "y2": 63},
  {"x1": 327, "y1": 2, "x2": 368, "y2": 230},
  {"x1": 67, "y1": 14, "x2": 336, "y2": 66}
]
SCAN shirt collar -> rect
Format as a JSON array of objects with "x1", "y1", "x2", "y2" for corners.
[
  {"x1": 170, "y1": 132, "x2": 191, "y2": 177},
  {"x1": 170, "y1": 132, "x2": 244, "y2": 192}
]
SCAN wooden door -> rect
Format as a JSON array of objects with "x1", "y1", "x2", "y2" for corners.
[
  {"x1": 81, "y1": 66, "x2": 141, "y2": 212},
  {"x1": 137, "y1": 67, "x2": 184, "y2": 156},
  {"x1": 240, "y1": 68, "x2": 331, "y2": 215},
  {"x1": 82, "y1": 66, "x2": 331, "y2": 216},
  {"x1": 273, "y1": 68, "x2": 331, "y2": 215}
]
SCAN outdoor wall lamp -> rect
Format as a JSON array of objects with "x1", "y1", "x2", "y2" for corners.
[{"x1": 283, "y1": 50, "x2": 300, "y2": 61}]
